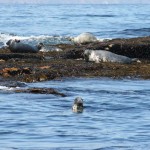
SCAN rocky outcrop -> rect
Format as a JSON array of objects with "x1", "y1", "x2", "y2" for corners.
[{"x1": 0, "y1": 36, "x2": 150, "y2": 82}]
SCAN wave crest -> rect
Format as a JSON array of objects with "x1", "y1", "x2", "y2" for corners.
[{"x1": 0, "y1": 33, "x2": 72, "y2": 48}]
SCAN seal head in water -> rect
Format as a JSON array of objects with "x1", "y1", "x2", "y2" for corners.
[{"x1": 72, "y1": 97, "x2": 84, "y2": 113}]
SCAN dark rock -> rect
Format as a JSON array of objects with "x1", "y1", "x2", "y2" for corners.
[
  {"x1": 15, "y1": 87, "x2": 66, "y2": 97},
  {"x1": 63, "y1": 49, "x2": 84, "y2": 59},
  {"x1": 0, "y1": 80, "x2": 26, "y2": 87},
  {"x1": 0, "y1": 67, "x2": 32, "y2": 77},
  {"x1": 0, "y1": 53, "x2": 44, "y2": 61}
]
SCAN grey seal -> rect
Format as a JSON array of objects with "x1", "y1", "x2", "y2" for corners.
[
  {"x1": 84, "y1": 50, "x2": 140, "y2": 64},
  {"x1": 72, "y1": 97, "x2": 84, "y2": 113},
  {"x1": 72, "y1": 32, "x2": 97, "y2": 44},
  {"x1": 6, "y1": 39, "x2": 42, "y2": 53}
]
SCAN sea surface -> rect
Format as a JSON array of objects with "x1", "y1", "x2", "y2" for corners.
[
  {"x1": 0, "y1": 4, "x2": 150, "y2": 46},
  {"x1": 0, "y1": 4, "x2": 150, "y2": 150}
]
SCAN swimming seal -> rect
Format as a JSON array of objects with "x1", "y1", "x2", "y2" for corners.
[
  {"x1": 6, "y1": 39, "x2": 42, "y2": 53},
  {"x1": 72, "y1": 32, "x2": 97, "y2": 44},
  {"x1": 72, "y1": 97, "x2": 84, "y2": 113},
  {"x1": 84, "y1": 50, "x2": 140, "y2": 64}
]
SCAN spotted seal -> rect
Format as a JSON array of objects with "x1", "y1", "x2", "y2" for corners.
[
  {"x1": 72, "y1": 32, "x2": 97, "y2": 44},
  {"x1": 72, "y1": 97, "x2": 84, "y2": 113},
  {"x1": 6, "y1": 39, "x2": 42, "y2": 53},
  {"x1": 84, "y1": 50, "x2": 140, "y2": 64}
]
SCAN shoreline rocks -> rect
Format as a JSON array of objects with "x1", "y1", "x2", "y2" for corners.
[{"x1": 0, "y1": 36, "x2": 150, "y2": 82}]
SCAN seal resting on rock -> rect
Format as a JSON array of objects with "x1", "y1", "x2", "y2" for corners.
[
  {"x1": 72, "y1": 97, "x2": 84, "y2": 113},
  {"x1": 84, "y1": 50, "x2": 140, "y2": 64},
  {"x1": 6, "y1": 39, "x2": 42, "y2": 53},
  {"x1": 72, "y1": 32, "x2": 97, "y2": 44}
]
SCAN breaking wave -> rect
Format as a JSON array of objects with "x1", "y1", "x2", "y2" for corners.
[{"x1": 0, "y1": 33, "x2": 72, "y2": 48}]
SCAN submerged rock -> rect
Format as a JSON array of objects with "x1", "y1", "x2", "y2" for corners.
[
  {"x1": 0, "y1": 80, "x2": 26, "y2": 88},
  {"x1": 15, "y1": 87, "x2": 66, "y2": 97}
]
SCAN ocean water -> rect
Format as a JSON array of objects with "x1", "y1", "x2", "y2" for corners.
[
  {"x1": 0, "y1": 4, "x2": 150, "y2": 47},
  {"x1": 0, "y1": 78, "x2": 150, "y2": 150},
  {"x1": 0, "y1": 4, "x2": 150, "y2": 150}
]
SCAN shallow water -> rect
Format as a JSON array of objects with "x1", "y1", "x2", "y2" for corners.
[{"x1": 0, "y1": 78, "x2": 150, "y2": 150}]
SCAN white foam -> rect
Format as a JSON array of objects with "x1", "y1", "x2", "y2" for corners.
[
  {"x1": 97, "y1": 38, "x2": 111, "y2": 42},
  {"x1": 0, "y1": 33, "x2": 72, "y2": 48},
  {"x1": 0, "y1": 33, "x2": 30, "y2": 46},
  {"x1": 0, "y1": 85, "x2": 9, "y2": 90},
  {"x1": 0, "y1": 85, "x2": 16, "y2": 91},
  {"x1": 0, "y1": 33, "x2": 111, "y2": 49}
]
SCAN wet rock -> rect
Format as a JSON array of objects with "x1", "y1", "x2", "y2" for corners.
[
  {"x1": 0, "y1": 36, "x2": 150, "y2": 82},
  {"x1": 0, "y1": 53, "x2": 44, "y2": 61},
  {"x1": 2, "y1": 67, "x2": 21, "y2": 76},
  {"x1": 0, "y1": 59, "x2": 5, "y2": 63},
  {"x1": 15, "y1": 87, "x2": 66, "y2": 97},
  {"x1": 0, "y1": 80, "x2": 26, "y2": 87},
  {"x1": 39, "y1": 66, "x2": 50, "y2": 69},
  {"x1": 38, "y1": 74, "x2": 48, "y2": 81},
  {"x1": 64, "y1": 49, "x2": 84, "y2": 59},
  {"x1": 0, "y1": 67, "x2": 32, "y2": 77},
  {"x1": 22, "y1": 67, "x2": 32, "y2": 74}
]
